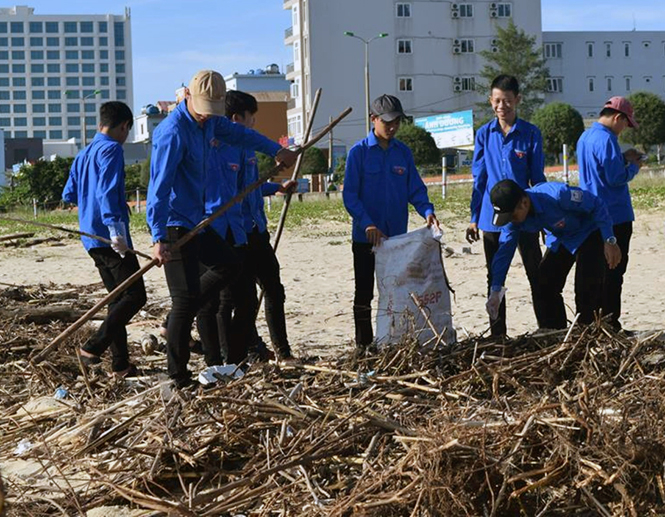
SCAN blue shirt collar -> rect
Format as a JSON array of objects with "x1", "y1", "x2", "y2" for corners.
[
  {"x1": 367, "y1": 129, "x2": 397, "y2": 149},
  {"x1": 490, "y1": 117, "x2": 523, "y2": 136},
  {"x1": 176, "y1": 100, "x2": 199, "y2": 129},
  {"x1": 591, "y1": 121, "x2": 617, "y2": 140},
  {"x1": 92, "y1": 132, "x2": 115, "y2": 144}
]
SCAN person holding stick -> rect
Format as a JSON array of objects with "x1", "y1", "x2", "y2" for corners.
[
  {"x1": 147, "y1": 70, "x2": 297, "y2": 388},
  {"x1": 62, "y1": 101, "x2": 146, "y2": 378},
  {"x1": 466, "y1": 74, "x2": 546, "y2": 337},
  {"x1": 577, "y1": 96, "x2": 643, "y2": 332},
  {"x1": 343, "y1": 94, "x2": 439, "y2": 350},
  {"x1": 487, "y1": 179, "x2": 621, "y2": 329}
]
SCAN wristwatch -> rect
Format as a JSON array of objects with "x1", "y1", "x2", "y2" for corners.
[{"x1": 606, "y1": 236, "x2": 617, "y2": 245}]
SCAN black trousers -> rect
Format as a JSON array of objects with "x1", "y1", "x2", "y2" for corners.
[
  {"x1": 247, "y1": 229, "x2": 290, "y2": 356},
  {"x1": 352, "y1": 242, "x2": 375, "y2": 347},
  {"x1": 603, "y1": 221, "x2": 632, "y2": 330},
  {"x1": 536, "y1": 230, "x2": 605, "y2": 329},
  {"x1": 483, "y1": 231, "x2": 542, "y2": 336},
  {"x1": 163, "y1": 227, "x2": 239, "y2": 383},
  {"x1": 84, "y1": 247, "x2": 147, "y2": 372}
]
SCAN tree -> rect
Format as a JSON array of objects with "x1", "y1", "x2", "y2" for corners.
[
  {"x1": 300, "y1": 147, "x2": 327, "y2": 175},
  {"x1": 396, "y1": 122, "x2": 440, "y2": 166},
  {"x1": 531, "y1": 102, "x2": 584, "y2": 163},
  {"x1": 477, "y1": 20, "x2": 550, "y2": 120},
  {"x1": 1, "y1": 156, "x2": 73, "y2": 206},
  {"x1": 620, "y1": 91, "x2": 665, "y2": 160},
  {"x1": 256, "y1": 152, "x2": 274, "y2": 176}
]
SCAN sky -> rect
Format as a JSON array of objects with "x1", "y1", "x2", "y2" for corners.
[{"x1": 18, "y1": 0, "x2": 665, "y2": 114}]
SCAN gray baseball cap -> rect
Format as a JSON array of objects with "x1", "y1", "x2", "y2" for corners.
[{"x1": 371, "y1": 94, "x2": 406, "y2": 122}]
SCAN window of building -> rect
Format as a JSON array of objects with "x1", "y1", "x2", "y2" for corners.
[
  {"x1": 115, "y1": 63, "x2": 125, "y2": 73},
  {"x1": 11, "y1": 51, "x2": 25, "y2": 59},
  {"x1": 33, "y1": 117, "x2": 46, "y2": 126},
  {"x1": 45, "y1": 22, "x2": 58, "y2": 33},
  {"x1": 67, "y1": 116, "x2": 80, "y2": 125},
  {"x1": 0, "y1": 92, "x2": 8, "y2": 100},
  {"x1": 0, "y1": 64, "x2": 7, "y2": 73},
  {"x1": 47, "y1": 51, "x2": 60, "y2": 60},
  {"x1": 624, "y1": 42, "x2": 630, "y2": 57},
  {"x1": 288, "y1": 114, "x2": 302, "y2": 137},
  {"x1": 82, "y1": 63, "x2": 94, "y2": 73},
  {"x1": 11, "y1": 37, "x2": 24, "y2": 46},
  {"x1": 14, "y1": 104, "x2": 26, "y2": 113},
  {"x1": 0, "y1": 104, "x2": 8, "y2": 112},
  {"x1": 396, "y1": 3, "x2": 411, "y2": 17},
  {"x1": 31, "y1": 77, "x2": 45, "y2": 87},
  {"x1": 0, "y1": 50, "x2": 6, "y2": 60},
  {"x1": 50, "y1": 130, "x2": 63, "y2": 139},
  {"x1": 65, "y1": 37, "x2": 77, "y2": 46},
  {"x1": 606, "y1": 76, "x2": 613, "y2": 91},
  {"x1": 49, "y1": 115, "x2": 62, "y2": 124},
  {"x1": 98, "y1": 21, "x2": 107, "y2": 33},
  {"x1": 10, "y1": 22, "x2": 24, "y2": 33},
  {"x1": 82, "y1": 76, "x2": 95, "y2": 86},
  {"x1": 0, "y1": 78, "x2": 7, "y2": 86},
  {"x1": 68, "y1": 130, "x2": 81, "y2": 139},
  {"x1": 47, "y1": 90, "x2": 61, "y2": 99},
  {"x1": 15, "y1": 118, "x2": 27, "y2": 127},
  {"x1": 544, "y1": 43, "x2": 562, "y2": 58},
  {"x1": 454, "y1": 39, "x2": 474, "y2": 53},
  {"x1": 398, "y1": 77, "x2": 413, "y2": 91},
  {"x1": 115, "y1": 50, "x2": 125, "y2": 60},
  {"x1": 12, "y1": 78, "x2": 26, "y2": 88},
  {"x1": 31, "y1": 50, "x2": 44, "y2": 60},
  {"x1": 100, "y1": 76, "x2": 109, "y2": 85},
  {"x1": 115, "y1": 76, "x2": 125, "y2": 86},
  {"x1": 0, "y1": 117, "x2": 9, "y2": 126},
  {"x1": 46, "y1": 37, "x2": 58, "y2": 46},
  {"x1": 85, "y1": 116, "x2": 96, "y2": 125},
  {"x1": 29, "y1": 21, "x2": 43, "y2": 33},
  {"x1": 588, "y1": 77, "x2": 595, "y2": 92},
  {"x1": 293, "y1": 41, "x2": 300, "y2": 62},
  {"x1": 80, "y1": 21, "x2": 93, "y2": 33},
  {"x1": 547, "y1": 77, "x2": 563, "y2": 92},
  {"x1": 67, "y1": 104, "x2": 80, "y2": 113},
  {"x1": 80, "y1": 37, "x2": 93, "y2": 46},
  {"x1": 66, "y1": 50, "x2": 78, "y2": 60},
  {"x1": 101, "y1": 90, "x2": 110, "y2": 99},
  {"x1": 491, "y1": 3, "x2": 512, "y2": 18},
  {"x1": 64, "y1": 22, "x2": 77, "y2": 33},
  {"x1": 32, "y1": 91, "x2": 45, "y2": 100},
  {"x1": 33, "y1": 130, "x2": 47, "y2": 138},
  {"x1": 459, "y1": 4, "x2": 473, "y2": 17},
  {"x1": 47, "y1": 63, "x2": 60, "y2": 73},
  {"x1": 84, "y1": 103, "x2": 96, "y2": 112},
  {"x1": 47, "y1": 77, "x2": 61, "y2": 87},
  {"x1": 397, "y1": 39, "x2": 412, "y2": 54},
  {"x1": 118, "y1": 90, "x2": 128, "y2": 100},
  {"x1": 82, "y1": 50, "x2": 94, "y2": 60},
  {"x1": 99, "y1": 37, "x2": 108, "y2": 46},
  {"x1": 0, "y1": 37, "x2": 6, "y2": 46},
  {"x1": 49, "y1": 104, "x2": 62, "y2": 113},
  {"x1": 12, "y1": 64, "x2": 26, "y2": 74},
  {"x1": 100, "y1": 51, "x2": 108, "y2": 61},
  {"x1": 82, "y1": 89, "x2": 96, "y2": 97},
  {"x1": 605, "y1": 42, "x2": 611, "y2": 57},
  {"x1": 66, "y1": 77, "x2": 80, "y2": 86},
  {"x1": 587, "y1": 42, "x2": 594, "y2": 57},
  {"x1": 0, "y1": 22, "x2": 6, "y2": 33},
  {"x1": 66, "y1": 63, "x2": 79, "y2": 73},
  {"x1": 114, "y1": 22, "x2": 125, "y2": 46},
  {"x1": 30, "y1": 37, "x2": 43, "y2": 46}
]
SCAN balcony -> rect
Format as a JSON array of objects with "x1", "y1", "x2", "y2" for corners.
[
  {"x1": 286, "y1": 62, "x2": 295, "y2": 74},
  {"x1": 285, "y1": 26, "x2": 293, "y2": 39}
]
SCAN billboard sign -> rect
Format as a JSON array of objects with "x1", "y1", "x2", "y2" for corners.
[{"x1": 415, "y1": 110, "x2": 474, "y2": 149}]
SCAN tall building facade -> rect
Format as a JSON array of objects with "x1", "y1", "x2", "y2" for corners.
[
  {"x1": 0, "y1": 5, "x2": 133, "y2": 145},
  {"x1": 283, "y1": 0, "x2": 542, "y2": 148}
]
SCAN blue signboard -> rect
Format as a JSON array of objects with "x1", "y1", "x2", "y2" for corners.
[{"x1": 415, "y1": 110, "x2": 474, "y2": 149}]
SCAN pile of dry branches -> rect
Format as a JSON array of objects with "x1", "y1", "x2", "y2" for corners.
[{"x1": 2, "y1": 283, "x2": 665, "y2": 516}]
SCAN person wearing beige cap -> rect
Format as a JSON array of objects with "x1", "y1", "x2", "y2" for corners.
[
  {"x1": 576, "y1": 96, "x2": 644, "y2": 333},
  {"x1": 146, "y1": 69, "x2": 297, "y2": 388}
]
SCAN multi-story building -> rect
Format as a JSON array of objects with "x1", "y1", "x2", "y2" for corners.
[
  {"x1": 0, "y1": 5, "x2": 133, "y2": 146},
  {"x1": 542, "y1": 31, "x2": 665, "y2": 119},
  {"x1": 283, "y1": 0, "x2": 542, "y2": 148}
]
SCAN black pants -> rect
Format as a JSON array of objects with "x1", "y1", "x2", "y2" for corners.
[
  {"x1": 352, "y1": 242, "x2": 375, "y2": 347},
  {"x1": 247, "y1": 229, "x2": 290, "y2": 357},
  {"x1": 163, "y1": 227, "x2": 239, "y2": 383},
  {"x1": 84, "y1": 247, "x2": 147, "y2": 372},
  {"x1": 536, "y1": 230, "x2": 605, "y2": 329},
  {"x1": 603, "y1": 221, "x2": 632, "y2": 330},
  {"x1": 483, "y1": 231, "x2": 542, "y2": 336}
]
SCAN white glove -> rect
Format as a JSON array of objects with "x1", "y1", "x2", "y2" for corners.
[
  {"x1": 108, "y1": 222, "x2": 129, "y2": 258},
  {"x1": 486, "y1": 288, "x2": 506, "y2": 320}
]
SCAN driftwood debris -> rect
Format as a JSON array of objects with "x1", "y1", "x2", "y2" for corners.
[{"x1": 0, "y1": 232, "x2": 35, "y2": 242}]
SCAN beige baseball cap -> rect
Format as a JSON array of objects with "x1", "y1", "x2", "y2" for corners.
[{"x1": 188, "y1": 70, "x2": 226, "y2": 116}]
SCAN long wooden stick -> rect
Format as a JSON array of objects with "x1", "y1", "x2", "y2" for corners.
[
  {"x1": 31, "y1": 106, "x2": 353, "y2": 364},
  {"x1": 0, "y1": 215, "x2": 152, "y2": 260}
]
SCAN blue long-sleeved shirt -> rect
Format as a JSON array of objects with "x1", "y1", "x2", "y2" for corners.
[
  {"x1": 62, "y1": 133, "x2": 132, "y2": 251},
  {"x1": 205, "y1": 141, "x2": 248, "y2": 245},
  {"x1": 241, "y1": 149, "x2": 281, "y2": 234},
  {"x1": 343, "y1": 130, "x2": 434, "y2": 243},
  {"x1": 470, "y1": 118, "x2": 546, "y2": 232},
  {"x1": 577, "y1": 122, "x2": 639, "y2": 225},
  {"x1": 146, "y1": 101, "x2": 282, "y2": 242},
  {"x1": 490, "y1": 182, "x2": 614, "y2": 290}
]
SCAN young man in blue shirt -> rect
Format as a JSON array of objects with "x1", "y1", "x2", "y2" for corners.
[
  {"x1": 343, "y1": 94, "x2": 439, "y2": 349},
  {"x1": 147, "y1": 70, "x2": 297, "y2": 387},
  {"x1": 487, "y1": 179, "x2": 621, "y2": 329},
  {"x1": 63, "y1": 101, "x2": 146, "y2": 378},
  {"x1": 466, "y1": 75, "x2": 546, "y2": 337},
  {"x1": 577, "y1": 96, "x2": 643, "y2": 331}
]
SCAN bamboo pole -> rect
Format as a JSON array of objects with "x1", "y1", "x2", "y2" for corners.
[{"x1": 31, "y1": 106, "x2": 353, "y2": 364}]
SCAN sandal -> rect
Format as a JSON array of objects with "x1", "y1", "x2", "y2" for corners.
[{"x1": 112, "y1": 363, "x2": 141, "y2": 378}]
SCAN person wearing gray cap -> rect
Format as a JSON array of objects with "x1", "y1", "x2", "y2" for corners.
[{"x1": 343, "y1": 94, "x2": 439, "y2": 349}]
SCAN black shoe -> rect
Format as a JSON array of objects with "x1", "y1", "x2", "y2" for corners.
[
  {"x1": 112, "y1": 363, "x2": 142, "y2": 378},
  {"x1": 172, "y1": 376, "x2": 198, "y2": 390}
]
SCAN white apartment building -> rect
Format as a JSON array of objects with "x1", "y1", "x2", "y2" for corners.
[
  {"x1": 542, "y1": 31, "x2": 665, "y2": 118},
  {"x1": 283, "y1": 0, "x2": 542, "y2": 148},
  {"x1": 0, "y1": 5, "x2": 133, "y2": 146}
]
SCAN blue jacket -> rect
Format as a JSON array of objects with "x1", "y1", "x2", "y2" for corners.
[
  {"x1": 490, "y1": 182, "x2": 614, "y2": 290},
  {"x1": 471, "y1": 118, "x2": 546, "y2": 232},
  {"x1": 241, "y1": 148, "x2": 281, "y2": 234},
  {"x1": 577, "y1": 122, "x2": 639, "y2": 225},
  {"x1": 62, "y1": 132, "x2": 132, "y2": 251},
  {"x1": 343, "y1": 130, "x2": 434, "y2": 243},
  {"x1": 146, "y1": 101, "x2": 282, "y2": 242},
  {"x1": 205, "y1": 141, "x2": 248, "y2": 246}
]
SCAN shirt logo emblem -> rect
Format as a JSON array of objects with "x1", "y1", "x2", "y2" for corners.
[
  {"x1": 247, "y1": 157, "x2": 257, "y2": 165},
  {"x1": 514, "y1": 150, "x2": 526, "y2": 159},
  {"x1": 554, "y1": 218, "x2": 566, "y2": 229},
  {"x1": 392, "y1": 166, "x2": 406, "y2": 175},
  {"x1": 228, "y1": 163, "x2": 240, "y2": 172},
  {"x1": 570, "y1": 190, "x2": 583, "y2": 203},
  {"x1": 210, "y1": 138, "x2": 219, "y2": 148}
]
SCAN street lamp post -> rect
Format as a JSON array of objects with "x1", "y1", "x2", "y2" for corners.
[
  {"x1": 343, "y1": 31, "x2": 389, "y2": 134},
  {"x1": 64, "y1": 89, "x2": 101, "y2": 149}
]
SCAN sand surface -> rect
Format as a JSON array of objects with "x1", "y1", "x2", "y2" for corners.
[{"x1": 1, "y1": 209, "x2": 663, "y2": 359}]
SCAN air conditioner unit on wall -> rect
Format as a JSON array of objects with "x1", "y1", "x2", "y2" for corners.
[
  {"x1": 453, "y1": 39, "x2": 461, "y2": 46},
  {"x1": 491, "y1": 38, "x2": 499, "y2": 46},
  {"x1": 490, "y1": 2, "x2": 498, "y2": 8},
  {"x1": 451, "y1": 11, "x2": 459, "y2": 18},
  {"x1": 453, "y1": 46, "x2": 461, "y2": 54},
  {"x1": 490, "y1": 10, "x2": 498, "y2": 18},
  {"x1": 491, "y1": 45, "x2": 499, "y2": 53},
  {"x1": 453, "y1": 76, "x2": 462, "y2": 84},
  {"x1": 451, "y1": 3, "x2": 459, "y2": 10},
  {"x1": 454, "y1": 84, "x2": 462, "y2": 92}
]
